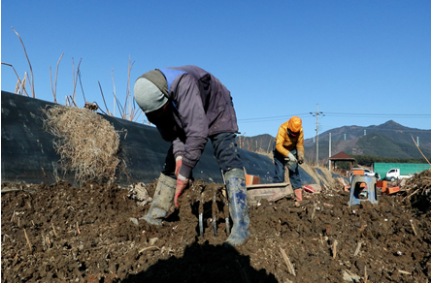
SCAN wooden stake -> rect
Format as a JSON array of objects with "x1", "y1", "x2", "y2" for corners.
[{"x1": 279, "y1": 246, "x2": 296, "y2": 276}]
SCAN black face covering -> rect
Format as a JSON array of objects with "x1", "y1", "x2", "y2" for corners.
[
  {"x1": 287, "y1": 128, "x2": 299, "y2": 137},
  {"x1": 148, "y1": 110, "x2": 174, "y2": 127}
]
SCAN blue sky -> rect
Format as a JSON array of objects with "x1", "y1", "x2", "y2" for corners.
[{"x1": 2, "y1": 0, "x2": 430, "y2": 140}]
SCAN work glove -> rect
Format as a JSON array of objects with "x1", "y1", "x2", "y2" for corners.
[
  {"x1": 175, "y1": 156, "x2": 183, "y2": 178},
  {"x1": 174, "y1": 174, "x2": 189, "y2": 208},
  {"x1": 285, "y1": 152, "x2": 297, "y2": 162},
  {"x1": 298, "y1": 155, "x2": 304, "y2": 165}
]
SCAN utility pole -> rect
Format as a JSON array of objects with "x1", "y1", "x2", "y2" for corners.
[
  {"x1": 329, "y1": 132, "x2": 332, "y2": 171},
  {"x1": 310, "y1": 104, "x2": 324, "y2": 165}
]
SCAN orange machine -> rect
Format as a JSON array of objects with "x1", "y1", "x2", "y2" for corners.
[{"x1": 245, "y1": 174, "x2": 261, "y2": 186}]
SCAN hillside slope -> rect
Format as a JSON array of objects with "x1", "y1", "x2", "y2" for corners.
[{"x1": 239, "y1": 121, "x2": 431, "y2": 160}]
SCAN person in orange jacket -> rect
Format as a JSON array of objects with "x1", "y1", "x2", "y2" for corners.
[{"x1": 272, "y1": 116, "x2": 304, "y2": 198}]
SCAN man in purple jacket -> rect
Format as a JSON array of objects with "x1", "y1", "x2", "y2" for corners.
[{"x1": 134, "y1": 65, "x2": 249, "y2": 246}]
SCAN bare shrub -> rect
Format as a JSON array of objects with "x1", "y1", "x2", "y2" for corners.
[
  {"x1": 43, "y1": 105, "x2": 120, "y2": 184},
  {"x1": 255, "y1": 148, "x2": 273, "y2": 161}
]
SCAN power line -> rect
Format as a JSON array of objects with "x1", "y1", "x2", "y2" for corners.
[
  {"x1": 238, "y1": 113, "x2": 310, "y2": 122},
  {"x1": 322, "y1": 125, "x2": 430, "y2": 132},
  {"x1": 237, "y1": 112, "x2": 431, "y2": 123},
  {"x1": 322, "y1": 112, "x2": 431, "y2": 118}
]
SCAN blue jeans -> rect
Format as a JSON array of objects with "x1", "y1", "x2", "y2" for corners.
[
  {"x1": 273, "y1": 144, "x2": 302, "y2": 189},
  {"x1": 163, "y1": 132, "x2": 243, "y2": 177}
]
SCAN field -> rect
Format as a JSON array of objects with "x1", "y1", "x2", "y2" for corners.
[{"x1": 1, "y1": 171, "x2": 431, "y2": 283}]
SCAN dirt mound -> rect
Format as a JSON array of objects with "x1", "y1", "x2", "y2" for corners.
[{"x1": 2, "y1": 177, "x2": 430, "y2": 282}]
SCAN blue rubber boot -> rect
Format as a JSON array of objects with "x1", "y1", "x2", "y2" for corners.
[
  {"x1": 224, "y1": 168, "x2": 250, "y2": 246},
  {"x1": 140, "y1": 173, "x2": 176, "y2": 226}
]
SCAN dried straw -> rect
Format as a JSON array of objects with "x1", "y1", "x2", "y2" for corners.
[{"x1": 43, "y1": 105, "x2": 120, "y2": 184}]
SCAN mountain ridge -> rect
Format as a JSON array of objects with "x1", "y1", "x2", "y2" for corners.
[{"x1": 238, "y1": 120, "x2": 431, "y2": 160}]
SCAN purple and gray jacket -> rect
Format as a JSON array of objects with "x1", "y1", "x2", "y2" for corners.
[{"x1": 151, "y1": 65, "x2": 239, "y2": 177}]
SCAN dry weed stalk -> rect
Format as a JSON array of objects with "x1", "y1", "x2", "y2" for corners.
[
  {"x1": 255, "y1": 148, "x2": 273, "y2": 160},
  {"x1": 23, "y1": 229, "x2": 32, "y2": 252},
  {"x1": 411, "y1": 135, "x2": 431, "y2": 167},
  {"x1": 401, "y1": 170, "x2": 431, "y2": 202},
  {"x1": 20, "y1": 72, "x2": 28, "y2": 94},
  {"x1": 50, "y1": 53, "x2": 64, "y2": 103},
  {"x1": 98, "y1": 81, "x2": 112, "y2": 116},
  {"x1": 111, "y1": 67, "x2": 117, "y2": 116},
  {"x1": 108, "y1": 56, "x2": 141, "y2": 121},
  {"x1": 11, "y1": 27, "x2": 35, "y2": 98},
  {"x1": 279, "y1": 246, "x2": 296, "y2": 276},
  {"x1": 43, "y1": 105, "x2": 120, "y2": 184},
  {"x1": 71, "y1": 58, "x2": 82, "y2": 105},
  {"x1": 1, "y1": 63, "x2": 30, "y2": 96}
]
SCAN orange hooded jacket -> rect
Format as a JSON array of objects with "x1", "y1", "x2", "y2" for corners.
[{"x1": 275, "y1": 120, "x2": 304, "y2": 158}]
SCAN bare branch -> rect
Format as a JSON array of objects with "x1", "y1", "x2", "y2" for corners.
[
  {"x1": 1, "y1": 62, "x2": 29, "y2": 96},
  {"x1": 128, "y1": 56, "x2": 132, "y2": 120},
  {"x1": 20, "y1": 72, "x2": 28, "y2": 96},
  {"x1": 98, "y1": 81, "x2": 111, "y2": 116},
  {"x1": 11, "y1": 27, "x2": 35, "y2": 98},
  {"x1": 411, "y1": 135, "x2": 431, "y2": 167},
  {"x1": 50, "y1": 53, "x2": 64, "y2": 103},
  {"x1": 111, "y1": 67, "x2": 116, "y2": 117},
  {"x1": 71, "y1": 58, "x2": 82, "y2": 106},
  {"x1": 78, "y1": 70, "x2": 86, "y2": 102},
  {"x1": 126, "y1": 56, "x2": 136, "y2": 120}
]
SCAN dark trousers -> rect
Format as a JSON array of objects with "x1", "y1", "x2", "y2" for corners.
[
  {"x1": 163, "y1": 133, "x2": 243, "y2": 178},
  {"x1": 273, "y1": 145, "x2": 302, "y2": 189}
]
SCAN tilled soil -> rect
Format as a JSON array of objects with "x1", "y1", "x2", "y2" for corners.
[{"x1": 1, "y1": 172, "x2": 431, "y2": 283}]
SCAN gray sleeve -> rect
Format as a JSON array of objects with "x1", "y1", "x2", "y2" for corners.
[
  {"x1": 172, "y1": 137, "x2": 185, "y2": 157},
  {"x1": 173, "y1": 74, "x2": 209, "y2": 176}
]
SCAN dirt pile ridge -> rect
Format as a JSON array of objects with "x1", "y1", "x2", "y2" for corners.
[{"x1": 1, "y1": 174, "x2": 430, "y2": 282}]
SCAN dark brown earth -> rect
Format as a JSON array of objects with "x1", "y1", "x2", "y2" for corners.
[{"x1": 2, "y1": 171, "x2": 431, "y2": 283}]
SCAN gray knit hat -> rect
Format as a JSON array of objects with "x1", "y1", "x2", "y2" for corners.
[
  {"x1": 134, "y1": 77, "x2": 168, "y2": 113},
  {"x1": 134, "y1": 69, "x2": 169, "y2": 113}
]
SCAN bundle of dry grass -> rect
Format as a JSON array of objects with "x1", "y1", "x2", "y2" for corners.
[
  {"x1": 43, "y1": 105, "x2": 120, "y2": 184},
  {"x1": 401, "y1": 169, "x2": 431, "y2": 201}
]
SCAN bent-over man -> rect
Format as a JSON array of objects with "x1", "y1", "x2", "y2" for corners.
[
  {"x1": 133, "y1": 65, "x2": 249, "y2": 246},
  {"x1": 273, "y1": 116, "x2": 305, "y2": 199}
]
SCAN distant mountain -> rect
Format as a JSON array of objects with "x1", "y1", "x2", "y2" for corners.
[
  {"x1": 239, "y1": 120, "x2": 431, "y2": 161},
  {"x1": 304, "y1": 120, "x2": 431, "y2": 160}
]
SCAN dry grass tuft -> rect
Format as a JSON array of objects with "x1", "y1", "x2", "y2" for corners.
[
  {"x1": 254, "y1": 149, "x2": 273, "y2": 160},
  {"x1": 43, "y1": 105, "x2": 120, "y2": 184}
]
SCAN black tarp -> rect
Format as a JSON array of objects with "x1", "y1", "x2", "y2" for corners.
[{"x1": 1, "y1": 91, "x2": 276, "y2": 186}]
